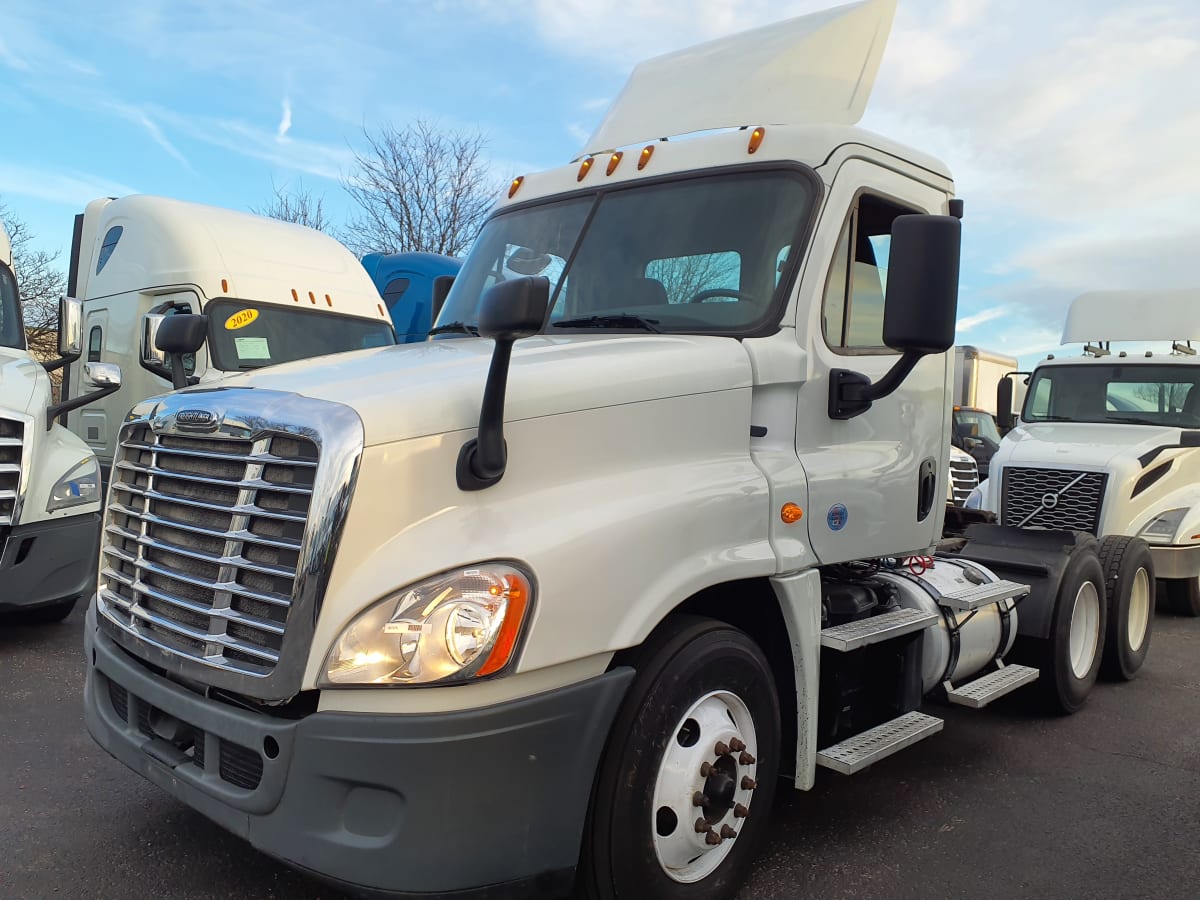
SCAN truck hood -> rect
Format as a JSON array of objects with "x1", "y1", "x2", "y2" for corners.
[
  {"x1": 188, "y1": 334, "x2": 754, "y2": 446},
  {"x1": 0, "y1": 347, "x2": 44, "y2": 416},
  {"x1": 1003, "y1": 422, "x2": 1183, "y2": 469}
]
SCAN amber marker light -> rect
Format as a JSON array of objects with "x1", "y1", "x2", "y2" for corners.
[
  {"x1": 638, "y1": 145, "x2": 654, "y2": 170},
  {"x1": 221, "y1": 278, "x2": 229, "y2": 293},
  {"x1": 291, "y1": 288, "x2": 300, "y2": 302},
  {"x1": 325, "y1": 294, "x2": 333, "y2": 307},
  {"x1": 577, "y1": 156, "x2": 595, "y2": 181},
  {"x1": 606, "y1": 151, "x2": 624, "y2": 175},
  {"x1": 508, "y1": 175, "x2": 525, "y2": 198},
  {"x1": 477, "y1": 573, "x2": 531, "y2": 677},
  {"x1": 748, "y1": 126, "x2": 766, "y2": 154},
  {"x1": 377, "y1": 303, "x2": 386, "y2": 317},
  {"x1": 781, "y1": 503, "x2": 803, "y2": 524}
]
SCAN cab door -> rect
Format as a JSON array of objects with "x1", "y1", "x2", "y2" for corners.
[{"x1": 795, "y1": 159, "x2": 952, "y2": 564}]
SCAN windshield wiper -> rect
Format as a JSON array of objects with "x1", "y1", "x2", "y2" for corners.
[
  {"x1": 1103, "y1": 415, "x2": 1166, "y2": 427},
  {"x1": 427, "y1": 321, "x2": 480, "y2": 337},
  {"x1": 552, "y1": 314, "x2": 661, "y2": 333}
]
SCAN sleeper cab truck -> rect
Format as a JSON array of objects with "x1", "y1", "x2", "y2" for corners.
[
  {"x1": 62, "y1": 195, "x2": 397, "y2": 480},
  {"x1": 361, "y1": 251, "x2": 462, "y2": 342},
  {"x1": 2, "y1": 223, "x2": 123, "y2": 622},
  {"x1": 83, "y1": 3, "x2": 1110, "y2": 897}
]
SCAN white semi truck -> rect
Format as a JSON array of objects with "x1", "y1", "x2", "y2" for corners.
[
  {"x1": 976, "y1": 290, "x2": 1200, "y2": 622},
  {"x1": 63, "y1": 196, "x2": 397, "y2": 477},
  {"x1": 1, "y1": 223, "x2": 123, "y2": 622},
  {"x1": 83, "y1": 3, "x2": 1126, "y2": 896}
]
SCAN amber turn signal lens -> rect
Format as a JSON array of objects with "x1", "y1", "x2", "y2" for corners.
[
  {"x1": 606, "y1": 151, "x2": 623, "y2": 175},
  {"x1": 478, "y1": 573, "x2": 531, "y2": 677},
  {"x1": 577, "y1": 157, "x2": 595, "y2": 181},
  {"x1": 638, "y1": 145, "x2": 654, "y2": 170},
  {"x1": 748, "y1": 126, "x2": 765, "y2": 154},
  {"x1": 781, "y1": 503, "x2": 803, "y2": 524},
  {"x1": 508, "y1": 175, "x2": 525, "y2": 198}
]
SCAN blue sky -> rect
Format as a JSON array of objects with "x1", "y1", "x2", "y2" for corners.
[{"x1": 2, "y1": 0, "x2": 1197, "y2": 368}]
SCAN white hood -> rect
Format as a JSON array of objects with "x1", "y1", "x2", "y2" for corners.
[
  {"x1": 0, "y1": 346, "x2": 47, "y2": 417},
  {"x1": 1001, "y1": 421, "x2": 1182, "y2": 470}
]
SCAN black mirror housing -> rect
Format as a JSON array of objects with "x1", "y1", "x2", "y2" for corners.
[
  {"x1": 996, "y1": 377, "x2": 1015, "y2": 431},
  {"x1": 478, "y1": 276, "x2": 550, "y2": 341},
  {"x1": 882, "y1": 214, "x2": 961, "y2": 354},
  {"x1": 155, "y1": 314, "x2": 208, "y2": 355},
  {"x1": 430, "y1": 275, "x2": 455, "y2": 326}
]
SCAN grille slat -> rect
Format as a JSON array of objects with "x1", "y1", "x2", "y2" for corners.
[
  {"x1": 98, "y1": 422, "x2": 316, "y2": 677},
  {"x1": 0, "y1": 417, "x2": 22, "y2": 526},
  {"x1": 948, "y1": 457, "x2": 979, "y2": 506},
  {"x1": 1002, "y1": 467, "x2": 1107, "y2": 532}
]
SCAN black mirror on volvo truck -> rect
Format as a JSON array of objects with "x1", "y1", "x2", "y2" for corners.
[
  {"x1": 155, "y1": 313, "x2": 208, "y2": 390},
  {"x1": 828, "y1": 214, "x2": 962, "y2": 419},
  {"x1": 457, "y1": 276, "x2": 550, "y2": 491},
  {"x1": 996, "y1": 377, "x2": 1015, "y2": 432}
]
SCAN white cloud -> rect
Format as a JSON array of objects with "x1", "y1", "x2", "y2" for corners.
[
  {"x1": 108, "y1": 103, "x2": 191, "y2": 170},
  {"x1": 278, "y1": 96, "x2": 293, "y2": 140},
  {"x1": 0, "y1": 162, "x2": 137, "y2": 206},
  {"x1": 565, "y1": 122, "x2": 591, "y2": 145},
  {"x1": 0, "y1": 34, "x2": 31, "y2": 71},
  {"x1": 957, "y1": 307, "x2": 1006, "y2": 331}
]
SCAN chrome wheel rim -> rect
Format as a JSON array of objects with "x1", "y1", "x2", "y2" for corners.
[
  {"x1": 1070, "y1": 581, "x2": 1101, "y2": 679},
  {"x1": 1128, "y1": 567, "x2": 1151, "y2": 652}
]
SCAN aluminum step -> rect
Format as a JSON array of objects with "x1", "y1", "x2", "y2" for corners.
[
  {"x1": 937, "y1": 579, "x2": 1029, "y2": 611},
  {"x1": 816, "y1": 711, "x2": 944, "y2": 775},
  {"x1": 820, "y1": 608, "x2": 937, "y2": 652},
  {"x1": 945, "y1": 663, "x2": 1039, "y2": 709}
]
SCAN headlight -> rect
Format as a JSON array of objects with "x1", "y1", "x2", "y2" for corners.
[
  {"x1": 1137, "y1": 508, "x2": 1188, "y2": 545},
  {"x1": 322, "y1": 563, "x2": 533, "y2": 686},
  {"x1": 46, "y1": 457, "x2": 100, "y2": 512}
]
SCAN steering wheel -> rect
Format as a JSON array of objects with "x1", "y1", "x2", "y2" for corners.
[{"x1": 687, "y1": 288, "x2": 757, "y2": 304}]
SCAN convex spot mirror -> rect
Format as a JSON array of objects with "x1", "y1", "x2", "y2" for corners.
[
  {"x1": 881, "y1": 214, "x2": 961, "y2": 355},
  {"x1": 83, "y1": 362, "x2": 122, "y2": 389},
  {"x1": 58, "y1": 296, "x2": 82, "y2": 358}
]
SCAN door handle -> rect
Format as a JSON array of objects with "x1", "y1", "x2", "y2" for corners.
[{"x1": 917, "y1": 457, "x2": 936, "y2": 521}]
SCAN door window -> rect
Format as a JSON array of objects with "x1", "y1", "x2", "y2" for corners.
[{"x1": 87, "y1": 325, "x2": 103, "y2": 362}]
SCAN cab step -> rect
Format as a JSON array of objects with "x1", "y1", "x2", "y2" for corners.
[
  {"x1": 815, "y1": 711, "x2": 944, "y2": 775},
  {"x1": 820, "y1": 607, "x2": 937, "y2": 652},
  {"x1": 937, "y1": 579, "x2": 1029, "y2": 611},
  {"x1": 944, "y1": 663, "x2": 1038, "y2": 709}
]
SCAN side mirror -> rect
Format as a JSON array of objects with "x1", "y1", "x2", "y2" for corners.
[
  {"x1": 457, "y1": 276, "x2": 550, "y2": 490},
  {"x1": 84, "y1": 361, "x2": 122, "y2": 389},
  {"x1": 996, "y1": 377, "x2": 1015, "y2": 432},
  {"x1": 155, "y1": 313, "x2": 208, "y2": 390},
  {"x1": 829, "y1": 214, "x2": 962, "y2": 419},
  {"x1": 58, "y1": 296, "x2": 83, "y2": 358},
  {"x1": 430, "y1": 275, "x2": 455, "y2": 325}
]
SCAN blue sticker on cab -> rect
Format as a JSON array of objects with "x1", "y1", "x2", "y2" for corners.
[{"x1": 826, "y1": 503, "x2": 848, "y2": 531}]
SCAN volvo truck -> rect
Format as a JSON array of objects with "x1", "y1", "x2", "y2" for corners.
[
  {"x1": 62, "y1": 196, "x2": 397, "y2": 477},
  {"x1": 1, "y1": 222, "x2": 122, "y2": 622},
  {"x1": 83, "y1": 3, "x2": 1119, "y2": 896}
]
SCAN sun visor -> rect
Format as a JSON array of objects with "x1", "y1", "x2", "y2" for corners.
[
  {"x1": 1061, "y1": 290, "x2": 1200, "y2": 344},
  {"x1": 580, "y1": 0, "x2": 897, "y2": 157}
]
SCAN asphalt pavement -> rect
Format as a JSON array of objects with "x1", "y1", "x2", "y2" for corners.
[{"x1": 1, "y1": 603, "x2": 1197, "y2": 899}]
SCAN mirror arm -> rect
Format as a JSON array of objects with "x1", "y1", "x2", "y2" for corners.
[
  {"x1": 828, "y1": 350, "x2": 923, "y2": 420},
  {"x1": 41, "y1": 352, "x2": 76, "y2": 373},
  {"x1": 168, "y1": 353, "x2": 189, "y2": 391},
  {"x1": 457, "y1": 339, "x2": 514, "y2": 491},
  {"x1": 45, "y1": 383, "x2": 120, "y2": 430}
]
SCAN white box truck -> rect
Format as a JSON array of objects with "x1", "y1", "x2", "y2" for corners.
[
  {"x1": 951, "y1": 345, "x2": 1020, "y2": 479},
  {"x1": 83, "y1": 3, "x2": 1128, "y2": 896},
  {"x1": 62, "y1": 196, "x2": 397, "y2": 477},
  {"x1": 1, "y1": 222, "x2": 124, "y2": 622},
  {"x1": 975, "y1": 289, "x2": 1200, "y2": 621}
]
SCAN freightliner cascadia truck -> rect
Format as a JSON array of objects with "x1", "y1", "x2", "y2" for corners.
[{"x1": 83, "y1": 2, "x2": 1131, "y2": 896}]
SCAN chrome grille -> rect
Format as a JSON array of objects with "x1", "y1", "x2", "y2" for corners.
[
  {"x1": 948, "y1": 455, "x2": 979, "y2": 506},
  {"x1": 0, "y1": 416, "x2": 22, "y2": 526},
  {"x1": 1002, "y1": 467, "x2": 1106, "y2": 532},
  {"x1": 99, "y1": 425, "x2": 318, "y2": 676}
]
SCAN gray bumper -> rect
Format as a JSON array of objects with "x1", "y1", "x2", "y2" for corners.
[
  {"x1": 84, "y1": 604, "x2": 633, "y2": 897},
  {"x1": 0, "y1": 512, "x2": 100, "y2": 612},
  {"x1": 1150, "y1": 543, "x2": 1200, "y2": 580}
]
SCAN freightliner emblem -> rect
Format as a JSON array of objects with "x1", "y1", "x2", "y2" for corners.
[{"x1": 175, "y1": 409, "x2": 218, "y2": 431}]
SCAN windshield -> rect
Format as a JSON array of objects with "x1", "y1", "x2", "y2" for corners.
[
  {"x1": 0, "y1": 263, "x2": 23, "y2": 350},
  {"x1": 954, "y1": 409, "x2": 1003, "y2": 444},
  {"x1": 205, "y1": 299, "x2": 395, "y2": 371},
  {"x1": 436, "y1": 167, "x2": 817, "y2": 337},
  {"x1": 1023, "y1": 363, "x2": 1200, "y2": 427}
]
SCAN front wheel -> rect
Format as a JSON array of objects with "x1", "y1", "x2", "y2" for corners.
[
  {"x1": 1163, "y1": 576, "x2": 1200, "y2": 617},
  {"x1": 1097, "y1": 536, "x2": 1154, "y2": 681},
  {"x1": 576, "y1": 617, "x2": 780, "y2": 900},
  {"x1": 1037, "y1": 547, "x2": 1107, "y2": 714}
]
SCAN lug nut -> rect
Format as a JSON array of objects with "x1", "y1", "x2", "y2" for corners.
[
  {"x1": 734, "y1": 803, "x2": 749, "y2": 818},
  {"x1": 694, "y1": 817, "x2": 709, "y2": 834},
  {"x1": 720, "y1": 825, "x2": 738, "y2": 840},
  {"x1": 715, "y1": 741, "x2": 731, "y2": 757},
  {"x1": 729, "y1": 737, "x2": 746, "y2": 752},
  {"x1": 741, "y1": 776, "x2": 757, "y2": 790},
  {"x1": 700, "y1": 761, "x2": 712, "y2": 777},
  {"x1": 705, "y1": 830, "x2": 723, "y2": 846},
  {"x1": 739, "y1": 751, "x2": 756, "y2": 765},
  {"x1": 692, "y1": 791, "x2": 709, "y2": 808}
]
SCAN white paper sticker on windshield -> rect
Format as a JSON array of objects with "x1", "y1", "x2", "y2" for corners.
[{"x1": 234, "y1": 336, "x2": 271, "y2": 359}]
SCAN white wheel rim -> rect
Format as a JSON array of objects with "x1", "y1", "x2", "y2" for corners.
[
  {"x1": 1069, "y1": 581, "x2": 1101, "y2": 679},
  {"x1": 1127, "y1": 567, "x2": 1151, "y2": 652},
  {"x1": 651, "y1": 690, "x2": 758, "y2": 884}
]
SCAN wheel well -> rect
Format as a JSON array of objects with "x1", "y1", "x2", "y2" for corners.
[{"x1": 612, "y1": 579, "x2": 799, "y2": 778}]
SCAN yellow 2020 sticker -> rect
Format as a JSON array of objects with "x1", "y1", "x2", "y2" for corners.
[{"x1": 224, "y1": 308, "x2": 259, "y2": 330}]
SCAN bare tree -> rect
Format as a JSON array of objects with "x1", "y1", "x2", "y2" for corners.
[
  {"x1": 0, "y1": 199, "x2": 66, "y2": 364},
  {"x1": 341, "y1": 119, "x2": 496, "y2": 257},
  {"x1": 251, "y1": 179, "x2": 332, "y2": 232}
]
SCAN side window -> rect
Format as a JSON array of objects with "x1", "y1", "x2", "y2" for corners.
[
  {"x1": 645, "y1": 251, "x2": 741, "y2": 304},
  {"x1": 96, "y1": 226, "x2": 123, "y2": 275},
  {"x1": 381, "y1": 278, "x2": 411, "y2": 311},
  {"x1": 87, "y1": 325, "x2": 102, "y2": 362},
  {"x1": 1029, "y1": 376, "x2": 1052, "y2": 418},
  {"x1": 822, "y1": 194, "x2": 917, "y2": 350}
]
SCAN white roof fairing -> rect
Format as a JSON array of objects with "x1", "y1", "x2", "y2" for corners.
[
  {"x1": 1061, "y1": 290, "x2": 1200, "y2": 344},
  {"x1": 580, "y1": 0, "x2": 897, "y2": 157}
]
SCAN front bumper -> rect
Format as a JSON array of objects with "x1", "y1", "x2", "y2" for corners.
[
  {"x1": 84, "y1": 603, "x2": 634, "y2": 898},
  {"x1": 1149, "y1": 543, "x2": 1200, "y2": 580},
  {"x1": 0, "y1": 512, "x2": 100, "y2": 612}
]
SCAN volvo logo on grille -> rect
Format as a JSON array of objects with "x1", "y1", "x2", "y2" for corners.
[
  {"x1": 1041, "y1": 492, "x2": 1060, "y2": 510},
  {"x1": 175, "y1": 409, "x2": 218, "y2": 431}
]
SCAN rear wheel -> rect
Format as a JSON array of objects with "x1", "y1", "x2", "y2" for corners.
[
  {"x1": 1037, "y1": 547, "x2": 1106, "y2": 714},
  {"x1": 1163, "y1": 576, "x2": 1200, "y2": 617},
  {"x1": 1097, "y1": 536, "x2": 1154, "y2": 681},
  {"x1": 577, "y1": 616, "x2": 780, "y2": 900}
]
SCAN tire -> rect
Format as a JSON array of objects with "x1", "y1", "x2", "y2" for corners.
[
  {"x1": 1163, "y1": 576, "x2": 1200, "y2": 617},
  {"x1": 576, "y1": 616, "x2": 780, "y2": 900},
  {"x1": 4, "y1": 596, "x2": 79, "y2": 625},
  {"x1": 1037, "y1": 546, "x2": 1107, "y2": 715},
  {"x1": 1097, "y1": 536, "x2": 1154, "y2": 681}
]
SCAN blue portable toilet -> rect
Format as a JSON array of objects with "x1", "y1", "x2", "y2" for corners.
[{"x1": 361, "y1": 252, "x2": 463, "y2": 342}]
